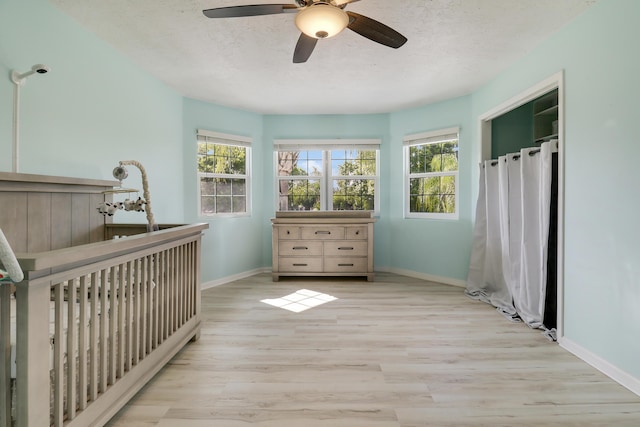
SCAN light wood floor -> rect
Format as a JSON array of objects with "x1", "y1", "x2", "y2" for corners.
[{"x1": 106, "y1": 273, "x2": 640, "y2": 426}]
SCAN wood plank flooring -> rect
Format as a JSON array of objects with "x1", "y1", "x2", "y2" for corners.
[{"x1": 105, "y1": 273, "x2": 640, "y2": 426}]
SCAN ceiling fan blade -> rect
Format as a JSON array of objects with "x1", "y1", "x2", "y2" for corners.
[
  {"x1": 346, "y1": 11, "x2": 407, "y2": 49},
  {"x1": 203, "y1": 4, "x2": 298, "y2": 18},
  {"x1": 293, "y1": 33, "x2": 318, "y2": 63}
]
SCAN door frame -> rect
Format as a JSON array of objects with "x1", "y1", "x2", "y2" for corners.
[{"x1": 477, "y1": 71, "x2": 565, "y2": 339}]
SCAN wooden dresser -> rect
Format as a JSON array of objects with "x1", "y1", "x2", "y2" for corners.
[{"x1": 271, "y1": 211, "x2": 375, "y2": 281}]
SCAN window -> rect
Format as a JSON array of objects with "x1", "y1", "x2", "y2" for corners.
[
  {"x1": 274, "y1": 139, "x2": 380, "y2": 212},
  {"x1": 197, "y1": 129, "x2": 251, "y2": 216},
  {"x1": 404, "y1": 127, "x2": 459, "y2": 219}
]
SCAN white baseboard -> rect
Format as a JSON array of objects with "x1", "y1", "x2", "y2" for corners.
[
  {"x1": 384, "y1": 267, "x2": 467, "y2": 288},
  {"x1": 201, "y1": 267, "x2": 270, "y2": 290},
  {"x1": 560, "y1": 337, "x2": 640, "y2": 397}
]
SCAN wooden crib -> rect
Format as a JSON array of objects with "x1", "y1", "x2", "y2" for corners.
[{"x1": 0, "y1": 172, "x2": 208, "y2": 427}]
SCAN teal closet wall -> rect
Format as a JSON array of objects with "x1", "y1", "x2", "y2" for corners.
[{"x1": 491, "y1": 102, "x2": 534, "y2": 158}]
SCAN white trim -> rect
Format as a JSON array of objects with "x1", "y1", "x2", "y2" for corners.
[
  {"x1": 477, "y1": 70, "x2": 565, "y2": 340},
  {"x1": 201, "y1": 267, "x2": 270, "y2": 290},
  {"x1": 560, "y1": 337, "x2": 640, "y2": 397},
  {"x1": 386, "y1": 267, "x2": 467, "y2": 288}
]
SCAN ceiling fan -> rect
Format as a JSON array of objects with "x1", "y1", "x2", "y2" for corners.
[{"x1": 203, "y1": 0, "x2": 408, "y2": 63}]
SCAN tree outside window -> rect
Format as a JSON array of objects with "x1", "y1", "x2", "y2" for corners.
[
  {"x1": 405, "y1": 129, "x2": 459, "y2": 219},
  {"x1": 197, "y1": 132, "x2": 250, "y2": 216},
  {"x1": 276, "y1": 144, "x2": 379, "y2": 212}
]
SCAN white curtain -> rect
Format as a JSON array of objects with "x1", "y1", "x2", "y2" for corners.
[{"x1": 466, "y1": 140, "x2": 555, "y2": 328}]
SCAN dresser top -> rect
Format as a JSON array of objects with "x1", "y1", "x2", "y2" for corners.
[
  {"x1": 274, "y1": 211, "x2": 373, "y2": 219},
  {"x1": 272, "y1": 211, "x2": 375, "y2": 224}
]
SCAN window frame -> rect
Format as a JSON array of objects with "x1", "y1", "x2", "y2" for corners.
[
  {"x1": 403, "y1": 127, "x2": 460, "y2": 220},
  {"x1": 274, "y1": 139, "x2": 381, "y2": 213},
  {"x1": 197, "y1": 129, "x2": 252, "y2": 218}
]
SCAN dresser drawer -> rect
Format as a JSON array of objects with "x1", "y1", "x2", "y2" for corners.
[
  {"x1": 278, "y1": 241, "x2": 323, "y2": 256},
  {"x1": 300, "y1": 226, "x2": 344, "y2": 240},
  {"x1": 278, "y1": 257, "x2": 322, "y2": 272},
  {"x1": 324, "y1": 257, "x2": 368, "y2": 273},
  {"x1": 346, "y1": 226, "x2": 368, "y2": 240},
  {"x1": 278, "y1": 226, "x2": 300, "y2": 239},
  {"x1": 324, "y1": 241, "x2": 368, "y2": 256}
]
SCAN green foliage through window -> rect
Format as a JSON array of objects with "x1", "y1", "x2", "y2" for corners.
[
  {"x1": 198, "y1": 140, "x2": 249, "y2": 215},
  {"x1": 277, "y1": 148, "x2": 378, "y2": 211},
  {"x1": 406, "y1": 135, "x2": 458, "y2": 216}
]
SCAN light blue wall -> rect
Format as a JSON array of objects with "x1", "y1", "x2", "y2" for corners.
[
  {"x1": 182, "y1": 98, "x2": 265, "y2": 281},
  {"x1": 261, "y1": 114, "x2": 392, "y2": 269},
  {"x1": 0, "y1": 0, "x2": 185, "y2": 223},
  {"x1": 471, "y1": 0, "x2": 640, "y2": 379},
  {"x1": 389, "y1": 96, "x2": 473, "y2": 281}
]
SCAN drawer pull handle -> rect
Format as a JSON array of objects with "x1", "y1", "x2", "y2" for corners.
[
  {"x1": 338, "y1": 263, "x2": 354, "y2": 267},
  {"x1": 293, "y1": 263, "x2": 308, "y2": 267},
  {"x1": 293, "y1": 246, "x2": 308, "y2": 250},
  {"x1": 315, "y1": 231, "x2": 331, "y2": 235},
  {"x1": 338, "y1": 247, "x2": 354, "y2": 251},
  {"x1": 355, "y1": 231, "x2": 360, "y2": 235}
]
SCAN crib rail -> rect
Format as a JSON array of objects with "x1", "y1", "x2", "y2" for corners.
[{"x1": 0, "y1": 223, "x2": 207, "y2": 427}]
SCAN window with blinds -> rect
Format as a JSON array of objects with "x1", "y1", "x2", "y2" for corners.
[
  {"x1": 404, "y1": 127, "x2": 459, "y2": 219},
  {"x1": 274, "y1": 139, "x2": 380, "y2": 212},
  {"x1": 197, "y1": 129, "x2": 251, "y2": 216}
]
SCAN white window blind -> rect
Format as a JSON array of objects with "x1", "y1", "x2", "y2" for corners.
[
  {"x1": 403, "y1": 127, "x2": 459, "y2": 147},
  {"x1": 274, "y1": 139, "x2": 380, "y2": 151},
  {"x1": 197, "y1": 129, "x2": 252, "y2": 148}
]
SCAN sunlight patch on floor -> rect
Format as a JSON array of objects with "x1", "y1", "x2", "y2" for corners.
[{"x1": 261, "y1": 289, "x2": 337, "y2": 313}]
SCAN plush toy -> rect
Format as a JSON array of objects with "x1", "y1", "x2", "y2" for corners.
[
  {"x1": 122, "y1": 198, "x2": 137, "y2": 212},
  {"x1": 133, "y1": 197, "x2": 146, "y2": 212},
  {"x1": 97, "y1": 201, "x2": 123, "y2": 216},
  {"x1": 121, "y1": 197, "x2": 146, "y2": 212}
]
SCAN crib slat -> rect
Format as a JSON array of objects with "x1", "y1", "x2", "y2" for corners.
[
  {"x1": 67, "y1": 279, "x2": 78, "y2": 420},
  {"x1": 156, "y1": 251, "x2": 166, "y2": 345},
  {"x1": 78, "y1": 276, "x2": 88, "y2": 411},
  {"x1": 99, "y1": 270, "x2": 108, "y2": 393},
  {"x1": 144, "y1": 255, "x2": 153, "y2": 354},
  {"x1": 0, "y1": 284, "x2": 11, "y2": 427},
  {"x1": 186, "y1": 242, "x2": 192, "y2": 319},
  {"x1": 170, "y1": 248, "x2": 176, "y2": 334},
  {"x1": 89, "y1": 272, "x2": 99, "y2": 401},
  {"x1": 139, "y1": 257, "x2": 147, "y2": 359},
  {"x1": 150, "y1": 254, "x2": 158, "y2": 350},
  {"x1": 125, "y1": 261, "x2": 133, "y2": 372},
  {"x1": 132, "y1": 260, "x2": 140, "y2": 366},
  {"x1": 176, "y1": 245, "x2": 184, "y2": 329},
  {"x1": 117, "y1": 264, "x2": 126, "y2": 379},
  {"x1": 109, "y1": 266, "x2": 117, "y2": 386},
  {"x1": 53, "y1": 282, "x2": 65, "y2": 426}
]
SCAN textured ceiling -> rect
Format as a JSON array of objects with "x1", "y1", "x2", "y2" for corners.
[{"x1": 49, "y1": 0, "x2": 596, "y2": 114}]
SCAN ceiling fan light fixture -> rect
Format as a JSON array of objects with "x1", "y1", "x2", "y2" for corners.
[{"x1": 295, "y1": 4, "x2": 349, "y2": 39}]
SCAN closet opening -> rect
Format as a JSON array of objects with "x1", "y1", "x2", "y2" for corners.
[{"x1": 474, "y1": 71, "x2": 564, "y2": 339}]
